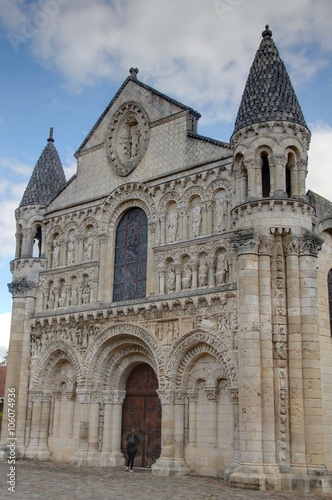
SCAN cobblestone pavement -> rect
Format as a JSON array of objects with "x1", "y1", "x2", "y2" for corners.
[{"x1": 1, "y1": 461, "x2": 332, "y2": 500}]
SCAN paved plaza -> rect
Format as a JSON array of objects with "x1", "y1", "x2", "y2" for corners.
[{"x1": 0, "y1": 461, "x2": 331, "y2": 499}]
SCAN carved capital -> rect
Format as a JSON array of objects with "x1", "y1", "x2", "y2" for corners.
[
  {"x1": 76, "y1": 390, "x2": 92, "y2": 404},
  {"x1": 157, "y1": 388, "x2": 174, "y2": 405},
  {"x1": 230, "y1": 230, "x2": 258, "y2": 256},
  {"x1": 8, "y1": 278, "x2": 37, "y2": 298},
  {"x1": 299, "y1": 233, "x2": 323, "y2": 257},
  {"x1": 284, "y1": 235, "x2": 300, "y2": 256}
]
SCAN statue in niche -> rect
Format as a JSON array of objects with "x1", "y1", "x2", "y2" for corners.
[
  {"x1": 192, "y1": 205, "x2": 201, "y2": 237},
  {"x1": 70, "y1": 286, "x2": 78, "y2": 306},
  {"x1": 182, "y1": 263, "x2": 192, "y2": 289},
  {"x1": 167, "y1": 267, "x2": 175, "y2": 293},
  {"x1": 47, "y1": 288, "x2": 55, "y2": 309},
  {"x1": 59, "y1": 287, "x2": 67, "y2": 307},
  {"x1": 198, "y1": 257, "x2": 208, "y2": 287},
  {"x1": 52, "y1": 237, "x2": 60, "y2": 267},
  {"x1": 84, "y1": 231, "x2": 94, "y2": 261},
  {"x1": 168, "y1": 212, "x2": 178, "y2": 243},
  {"x1": 216, "y1": 253, "x2": 227, "y2": 285},
  {"x1": 215, "y1": 197, "x2": 226, "y2": 232},
  {"x1": 119, "y1": 118, "x2": 141, "y2": 161},
  {"x1": 67, "y1": 234, "x2": 75, "y2": 265},
  {"x1": 82, "y1": 283, "x2": 90, "y2": 304}
]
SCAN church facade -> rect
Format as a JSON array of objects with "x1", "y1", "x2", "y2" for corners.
[{"x1": 2, "y1": 26, "x2": 332, "y2": 492}]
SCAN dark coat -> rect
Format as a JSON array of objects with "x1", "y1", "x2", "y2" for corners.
[{"x1": 127, "y1": 433, "x2": 139, "y2": 453}]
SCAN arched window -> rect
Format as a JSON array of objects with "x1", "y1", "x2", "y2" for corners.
[
  {"x1": 328, "y1": 269, "x2": 332, "y2": 337},
  {"x1": 261, "y1": 152, "x2": 270, "y2": 198},
  {"x1": 113, "y1": 207, "x2": 148, "y2": 302},
  {"x1": 33, "y1": 226, "x2": 42, "y2": 258},
  {"x1": 286, "y1": 152, "x2": 295, "y2": 197},
  {"x1": 285, "y1": 164, "x2": 291, "y2": 197}
]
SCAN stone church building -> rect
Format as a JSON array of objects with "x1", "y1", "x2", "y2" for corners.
[{"x1": 2, "y1": 26, "x2": 332, "y2": 492}]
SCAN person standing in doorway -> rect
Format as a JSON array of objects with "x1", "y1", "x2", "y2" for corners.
[{"x1": 125, "y1": 428, "x2": 139, "y2": 472}]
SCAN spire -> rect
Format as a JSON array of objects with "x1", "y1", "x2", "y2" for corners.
[
  {"x1": 20, "y1": 128, "x2": 66, "y2": 207},
  {"x1": 233, "y1": 26, "x2": 308, "y2": 134}
]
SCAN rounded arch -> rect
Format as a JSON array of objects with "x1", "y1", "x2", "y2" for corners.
[
  {"x1": 187, "y1": 365, "x2": 228, "y2": 391},
  {"x1": 30, "y1": 340, "x2": 83, "y2": 390},
  {"x1": 159, "y1": 191, "x2": 181, "y2": 213},
  {"x1": 166, "y1": 329, "x2": 238, "y2": 391},
  {"x1": 181, "y1": 186, "x2": 205, "y2": 206},
  {"x1": 317, "y1": 217, "x2": 332, "y2": 236},
  {"x1": 102, "y1": 184, "x2": 156, "y2": 232},
  {"x1": 84, "y1": 323, "x2": 166, "y2": 389},
  {"x1": 206, "y1": 178, "x2": 232, "y2": 199}
]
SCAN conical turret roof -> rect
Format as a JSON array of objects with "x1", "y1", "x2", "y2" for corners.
[
  {"x1": 20, "y1": 128, "x2": 66, "y2": 207},
  {"x1": 233, "y1": 26, "x2": 308, "y2": 134}
]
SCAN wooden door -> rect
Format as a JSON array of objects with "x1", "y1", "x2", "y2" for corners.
[{"x1": 122, "y1": 363, "x2": 161, "y2": 467}]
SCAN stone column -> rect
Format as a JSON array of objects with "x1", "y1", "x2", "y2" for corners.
[
  {"x1": 207, "y1": 257, "x2": 216, "y2": 288},
  {"x1": 0, "y1": 282, "x2": 36, "y2": 459},
  {"x1": 299, "y1": 234, "x2": 326, "y2": 473},
  {"x1": 109, "y1": 390, "x2": 126, "y2": 466},
  {"x1": 201, "y1": 202, "x2": 209, "y2": 235},
  {"x1": 25, "y1": 392, "x2": 43, "y2": 458},
  {"x1": 272, "y1": 154, "x2": 287, "y2": 196},
  {"x1": 65, "y1": 391, "x2": 76, "y2": 438},
  {"x1": 59, "y1": 236, "x2": 66, "y2": 267},
  {"x1": 258, "y1": 236, "x2": 279, "y2": 475},
  {"x1": 147, "y1": 222, "x2": 156, "y2": 295},
  {"x1": 255, "y1": 157, "x2": 263, "y2": 199},
  {"x1": 160, "y1": 215, "x2": 166, "y2": 245},
  {"x1": 88, "y1": 395, "x2": 100, "y2": 465},
  {"x1": 284, "y1": 235, "x2": 306, "y2": 469},
  {"x1": 152, "y1": 389, "x2": 189, "y2": 476},
  {"x1": 187, "y1": 389, "x2": 198, "y2": 446},
  {"x1": 69, "y1": 390, "x2": 91, "y2": 465},
  {"x1": 20, "y1": 228, "x2": 30, "y2": 257},
  {"x1": 182, "y1": 211, "x2": 189, "y2": 241},
  {"x1": 244, "y1": 159, "x2": 255, "y2": 198},
  {"x1": 173, "y1": 393, "x2": 190, "y2": 473},
  {"x1": 97, "y1": 234, "x2": 110, "y2": 302},
  {"x1": 206, "y1": 388, "x2": 218, "y2": 446},
  {"x1": 175, "y1": 265, "x2": 182, "y2": 293},
  {"x1": 298, "y1": 159, "x2": 307, "y2": 197},
  {"x1": 229, "y1": 231, "x2": 265, "y2": 488},
  {"x1": 77, "y1": 234, "x2": 84, "y2": 263},
  {"x1": 159, "y1": 269, "x2": 166, "y2": 295},
  {"x1": 206, "y1": 201, "x2": 213, "y2": 235},
  {"x1": 52, "y1": 391, "x2": 62, "y2": 437},
  {"x1": 100, "y1": 392, "x2": 114, "y2": 465},
  {"x1": 191, "y1": 262, "x2": 198, "y2": 290},
  {"x1": 38, "y1": 394, "x2": 52, "y2": 459}
]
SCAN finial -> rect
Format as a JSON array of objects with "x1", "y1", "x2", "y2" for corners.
[
  {"x1": 47, "y1": 127, "x2": 54, "y2": 142},
  {"x1": 262, "y1": 25, "x2": 272, "y2": 39},
  {"x1": 129, "y1": 67, "x2": 139, "y2": 80}
]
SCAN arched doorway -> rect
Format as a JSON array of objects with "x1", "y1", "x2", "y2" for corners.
[{"x1": 121, "y1": 363, "x2": 161, "y2": 467}]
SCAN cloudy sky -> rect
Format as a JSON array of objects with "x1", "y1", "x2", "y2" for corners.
[{"x1": 0, "y1": 0, "x2": 331, "y2": 355}]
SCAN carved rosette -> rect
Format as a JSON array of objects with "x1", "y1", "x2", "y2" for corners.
[{"x1": 106, "y1": 101, "x2": 150, "y2": 176}]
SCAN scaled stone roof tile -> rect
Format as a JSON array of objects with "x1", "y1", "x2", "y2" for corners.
[
  {"x1": 20, "y1": 130, "x2": 66, "y2": 208},
  {"x1": 233, "y1": 26, "x2": 308, "y2": 134}
]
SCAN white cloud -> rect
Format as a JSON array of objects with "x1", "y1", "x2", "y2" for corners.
[
  {"x1": 0, "y1": 156, "x2": 32, "y2": 176},
  {"x1": 0, "y1": 312, "x2": 11, "y2": 351},
  {"x1": 2, "y1": 0, "x2": 332, "y2": 127},
  {"x1": 307, "y1": 121, "x2": 332, "y2": 200}
]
